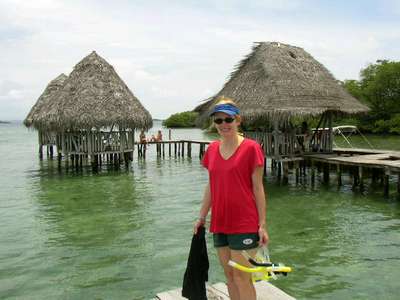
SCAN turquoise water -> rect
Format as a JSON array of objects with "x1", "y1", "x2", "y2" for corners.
[{"x1": 1, "y1": 123, "x2": 399, "y2": 299}]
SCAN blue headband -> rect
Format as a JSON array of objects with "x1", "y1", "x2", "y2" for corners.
[{"x1": 210, "y1": 103, "x2": 240, "y2": 117}]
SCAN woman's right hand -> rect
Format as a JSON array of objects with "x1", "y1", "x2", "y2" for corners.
[{"x1": 193, "y1": 218, "x2": 205, "y2": 235}]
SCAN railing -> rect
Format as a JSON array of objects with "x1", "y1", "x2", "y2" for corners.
[
  {"x1": 56, "y1": 130, "x2": 136, "y2": 154},
  {"x1": 245, "y1": 129, "x2": 333, "y2": 158}
]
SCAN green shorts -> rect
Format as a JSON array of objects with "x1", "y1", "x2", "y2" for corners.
[{"x1": 213, "y1": 233, "x2": 259, "y2": 250}]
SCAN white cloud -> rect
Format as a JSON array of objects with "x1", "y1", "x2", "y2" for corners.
[{"x1": 0, "y1": 0, "x2": 399, "y2": 120}]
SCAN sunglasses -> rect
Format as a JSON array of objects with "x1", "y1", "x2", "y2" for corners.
[{"x1": 213, "y1": 117, "x2": 235, "y2": 124}]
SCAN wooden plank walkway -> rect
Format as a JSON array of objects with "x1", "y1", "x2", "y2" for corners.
[
  {"x1": 154, "y1": 281, "x2": 295, "y2": 300},
  {"x1": 306, "y1": 149, "x2": 400, "y2": 173}
]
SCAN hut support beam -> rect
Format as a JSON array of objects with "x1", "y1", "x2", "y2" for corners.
[
  {"x1": 383, "y1": 173, "x2": 390, "y2": 198},
  {"x1": 359, "y1": 166, "x2": 365, "y2": 192},
  {"x1": 323, "y1": 163, "x2": 330, "y2": 183},
  {"x1": 397, "y1": 174, "x2": 400, "y2": 196},
  {"x1": 282, "y1": 162, "x2": 289, "y2": 184},
  {"x1": 311, "y1": 160, "x2": 315, "y2": 185},
  {"x1": 336, "y1": 164, "x2": 342, "y2": 186}
]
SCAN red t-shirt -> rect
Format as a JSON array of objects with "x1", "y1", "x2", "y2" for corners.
[{"x1": 202, "y1": 138, "x2": 265, "y2": 234}]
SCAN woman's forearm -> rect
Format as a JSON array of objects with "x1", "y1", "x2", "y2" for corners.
[
  {"x1": 252, "y1": 167, "x2": 267, "y2": 228},
  {"x1": 199, "y1": 182, "x2": 211, "y2": 220}
]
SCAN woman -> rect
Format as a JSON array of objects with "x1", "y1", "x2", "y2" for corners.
[{"x1": 194, "y1": 97, "x2": 269, "y2": 300}]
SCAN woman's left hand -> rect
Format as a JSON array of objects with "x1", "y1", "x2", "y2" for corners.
[{"x1": 258, "y1": 226, "x2": 269, "y2": 246}]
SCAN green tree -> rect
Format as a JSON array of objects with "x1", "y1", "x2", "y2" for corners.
[
  {"x1": 162, "y1": 111, "x2": 198, "y2": 128},
  {"x1": 342, "y1": 60, "x2": 400, "y2": 134},
  {"x1": 360, "y1": 60, "x2": 400, "y2": 120},
  {"x1": 343, "y1": 79, "x2": 363, "y2": 101}
]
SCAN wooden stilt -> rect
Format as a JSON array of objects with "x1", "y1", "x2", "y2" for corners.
[
  {"x1": 277, "y1": 162, "x2": 282, "y2": 178},
  {"x1": 311, "y1": 161, "x2": 315, "y2": 185},
  {"x1": 174, "y1": 142, "x2": 177, "y2": 157},
  {"x1": 397, "y1": 174, "x2": 400, "y2": 196},
  {"x1": 263, "y1": 158, "x2": 267, "y2": 177},
  {"x1": 351, "y1": 167, "x2": 359, "y2": 188},
  {"x1": 336, "y1": 164, "x2": 342, "y2": 186},
  {"x1": 359, "y1": 166, "x2": 364, "y2": 192},
  {"x1": 49, "y1": 145, "x2": 54, "y2": 159},
  {"x1": 282, "y1": 162, "x2": 289, "y2": 184},
  {"x1": 383, "y1": 173, "x2": 389, "y2": 198},
  {"x1": 188, "y1": 142, "x2": 192, "y2": 158},
  {"x1": 39, "y1": 145, "x2": 43, "y2": 160},
  {"x1": 323, "y1": 163, "x2": 329, "y2": 183},
  {"x1": 58, "y1": 152, "x2": 62, "y2": 168}
]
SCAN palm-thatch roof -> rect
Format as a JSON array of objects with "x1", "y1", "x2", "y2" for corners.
[
  {"x1": 193, "y1": 97, "x2": 213, "y2": 113},
  {"x1": 24, "y1": 73, "x2": 68, "y2": 128},
  {"x1": 33, "y1": 51, "x2": 152, "y2": 131},
  {"x1": 198, "y1": 42, "x2": 369, "y2": 125}
]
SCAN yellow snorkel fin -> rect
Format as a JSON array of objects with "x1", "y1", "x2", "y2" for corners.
[{"x1": 227, "y1": 248, "x2": 292, "y2": 282}]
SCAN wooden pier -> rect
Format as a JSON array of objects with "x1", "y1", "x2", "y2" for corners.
[
  {"x1": 40, "y1": 138, "x2": 211, "y2": 170},
  {"x1": 39, "y1": 134, "x2": 400, "y2": 198},
  {"x1": 303, "y1": 148, "x2": 400, "y2": 198},
  {"x1": 154, "y1": 281, "x2": 295, "y2": 300},
  {"x1": 268, "y1": 147, "x2": 400, "y2": 198},
  {"x1": 136, "y1": 140, "x2": 210, "y2": 159}
]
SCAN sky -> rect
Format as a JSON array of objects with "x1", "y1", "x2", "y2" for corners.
[{"x1": 0, "y1": 0, "x2": 399, "y2": 121}]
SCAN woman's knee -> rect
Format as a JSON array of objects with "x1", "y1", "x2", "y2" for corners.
[
  {"x1": 222, "y1": 266, "x2": 235, "y2": 283},
  {"x1": 232, "y1": 269, "x2": 252, "y2": 286}
]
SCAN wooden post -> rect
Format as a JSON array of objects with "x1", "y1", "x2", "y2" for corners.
[
  {"x1": 49, "y1": 145, "x2": 54, "y2": 159},
  {"x1": 359, "y1": 166, "x2": 364, "y2": 192},
  {"x1": 162, "y1": 143, "x2": 165, "y2": 157},
  {"x1": 396, "y1": 174, "x2": 400, "y2": 194},
  {"x1": 371, "y1": 169, "x2": 379, "y2": 185},
  {"x1": 188, "y1": 142, "x2": 192, "y2": 158},
  {"x1": 277, "y1": 161, "x2": 282, "y2": 178},
  {"x1": 181, "y1": 142, "x2": 185, "y2": 157},
  {"x1": 58, "y1": 152, "x2": 62, "y2": 168},
  {"x1": 174, "y1": 142, "x2": 177, "y2": 157},
  {"x1": 311, "y1": 160, "x2": 315, "y2": 185},
  {"x1": 295, "y1": 161, "x2": 299, "y2": 184},
  {"x1": 336, "y1": 164, "x2": 342, "y2": 186},
  {"x1": 383, "y1": 173, "x2": 390, "y2": 198},
  {"x1": 263, "y1": 157, "x2": 267, "y2": 177},
  {"x1": 397, "y1": 174, "x2": 400, "y2": 197},
  {"x1": 282, "y1": 162, "x2": 289, "y2": 184},
  {"x1": 39, "y1": 144, "x2": 43, "y2": 160},
  {"x1": 270, "y1": 159, "x2": 275, "y2": 172},
  {"x1": 323, "y1": 163, "x2": 330, "y2": 183}
]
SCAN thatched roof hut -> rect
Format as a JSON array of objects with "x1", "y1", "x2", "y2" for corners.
[
  {"x1": 198, "y1": 42, "x2": 369, "y2": 125},
  {"x1": 34, "y1": 51, "x2": 152, "y2": 131},
  {"x1": 24, "y1": 73, "x2": 68, "y2": 128}
]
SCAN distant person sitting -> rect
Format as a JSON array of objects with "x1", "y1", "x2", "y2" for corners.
[
  {"x1": 139, "y1": 130, "x2": 147, "y2": 144},
  {"x1": 149, "y1": 135, "x2": 156, "y2": 142},
  {"x1": 156, "y1": 130, "x2": 163, "y2": 142}
]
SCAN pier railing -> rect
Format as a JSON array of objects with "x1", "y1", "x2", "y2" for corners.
[{"x1": 245, "y1": 129, "x2": 333, "y2": 158}]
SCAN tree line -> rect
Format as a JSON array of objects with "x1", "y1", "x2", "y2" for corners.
[{"x1": 342, "y1": 60, "x2": 400, "y2": 134}]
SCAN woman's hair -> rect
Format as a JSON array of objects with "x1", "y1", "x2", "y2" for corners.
[{"x1": 214, "y1": 96, "x2": 238, "y2": 108}]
